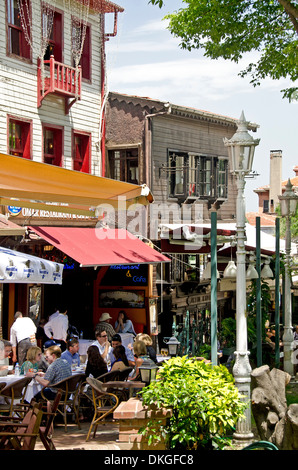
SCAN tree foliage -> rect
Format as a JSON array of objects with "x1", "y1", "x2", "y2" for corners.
[{"x1": 149, "y1": 0, "x2": 298, "y2": 100}]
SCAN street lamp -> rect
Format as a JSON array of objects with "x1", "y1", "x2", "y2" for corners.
[
  {"x1": 224, "y1": 111, "x2": 260, "y2": 444},
  {"x1": 278, "y1": 178, "x2": 298, "y2": 376},
  {"x1": 139, "y1": 356, "x2": 159, "y2": 385}
]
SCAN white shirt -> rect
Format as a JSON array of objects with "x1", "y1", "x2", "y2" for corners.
[
  {"x1": 44, "y1": 314, "x2": 69, "y2": 341},
  {"x1": 48, "y1": 310, "x2": 59, "y2": 321},
  {"x1": 92, "y1": 340, "x2": 112, "y2": 363},
  {"x1": 10, "y1": 317, "x2": 37, "y2": 348}
]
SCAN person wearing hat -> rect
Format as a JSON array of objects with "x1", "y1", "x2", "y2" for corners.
[{"x1": 95, "y1": 312, "x2": 116, "y2": 342}]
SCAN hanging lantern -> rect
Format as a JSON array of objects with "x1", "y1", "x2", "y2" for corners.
[
  {"x1": 261, "y1": 259, "x2": 274, "y2": 279},
  {"x1": 223, "y1": 260, "x2": 237, "y2": 279},
  {"x1": 246, "y1": 255, "x2": 259, "y2": 280}
]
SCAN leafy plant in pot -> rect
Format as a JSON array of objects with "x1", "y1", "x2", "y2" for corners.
[{"x1": 139, "y1": 356, "x2": 247, "y2": 450}]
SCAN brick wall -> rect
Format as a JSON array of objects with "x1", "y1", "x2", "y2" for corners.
[{"x1": 113, "y1": 398, "x2": 172, "y2": 450}]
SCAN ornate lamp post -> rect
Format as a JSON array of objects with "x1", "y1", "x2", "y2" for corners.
[
  {"x1": 278, "y1": 179, "x2": 298, "y2": 376},
  {"x1": 224, "y1": 111, "x2": 260, "y2": 444}
]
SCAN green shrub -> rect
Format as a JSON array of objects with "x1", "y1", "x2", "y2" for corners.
[{"x1": 139, "y1": 356, "x2": 247, "y2": 450}]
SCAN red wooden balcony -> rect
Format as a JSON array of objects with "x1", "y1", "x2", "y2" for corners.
[{"x1": 37, "y1": 56, "x2": 81, "y2": 114}]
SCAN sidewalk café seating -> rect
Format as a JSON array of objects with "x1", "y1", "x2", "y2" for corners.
[
  {"x1": 0, "y1": 404, "x2": 43, "y2": 450},
  {"x1": 102, "y1": 380, "x2": 146, "y2": 401},
  {"x1": 96, "y1": 370, "x2": 121, "y2": 383},
  {"x1": 78, "y1": 367, "x2": 133, "y2": 419},
  {"x1": 0, "y1": 377, "x2": 32, "y2": 417},
  {"x1": 39, "y1": 373, "x2": 85, "y2": 432},
  {"x1": 38, "y1": 390, "x2": 62, "y2": 450},
  {"x1": 85, "y1": 377, "x2": 119, "y2": 442},
  {"x1": 116, "y1": 367, "x2": 133, "y2": 381}
]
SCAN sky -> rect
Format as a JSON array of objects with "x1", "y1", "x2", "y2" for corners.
[{"x1": 105, "y1": 0, "x2": 298, "y2": 212}]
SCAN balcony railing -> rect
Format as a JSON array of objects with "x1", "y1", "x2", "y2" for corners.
[{"x1": 37, "y1": 56, "x2": 81, "y2": 113}]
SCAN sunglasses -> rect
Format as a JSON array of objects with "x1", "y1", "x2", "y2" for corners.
[{"x1": 100, "y1": 335, "x2": 107, "y2": 338}]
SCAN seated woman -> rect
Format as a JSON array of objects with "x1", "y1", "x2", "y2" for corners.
[
  {"x1": 128, "y1": 340, "x2": 148, "y2": 381},
  {"x1": 115, "y1": 310, "x2": 136, "y2": 336},
  {"x1": 137, "y1": 333, "x2": 157, "y2": 363},
  {"x1": 20, "y1": 346, "x2": 42, "y2": 375},
  {"x1": 85, "y1": 345, "x2": 108, "y2": 378},
  {"x1": 111, "y1": 345, "x2": 129, "y2": 371}
]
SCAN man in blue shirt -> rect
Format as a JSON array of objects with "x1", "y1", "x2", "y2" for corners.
[{"x1": 61, "y1": 338, "x2": 80, "y2": 367}]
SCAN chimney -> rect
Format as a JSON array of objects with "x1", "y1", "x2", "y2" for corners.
[
  {"x1": 269, "y1": 150, "x2": 282, "y2": 213},
  {"x1": 293, "y1": 166, "x2": 298, "y2": 177}
]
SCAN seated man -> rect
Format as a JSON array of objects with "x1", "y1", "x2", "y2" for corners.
[
  {"x1": 109, "y1": 334, "x2": 135, "y2": 368},
  {"x1": 61, "y1": 338, "x2": 80, "y2": 367},
  {"x1": 26, "y1": 344, "x2": 72, "y2": 400},
  {"x1": 92, "y1": 329, "x2": 112, "y2": 365}
]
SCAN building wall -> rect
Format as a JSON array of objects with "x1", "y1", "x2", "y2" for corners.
[
  {"x1": 106, "y1": 94, "x2": 240, "y2": 224},
  {"x1": 0, "y1": 0, "x2": 103, "y2": 175},
  {"x1": 150, "y1": 114, "x2": 238, "y2": 221}
]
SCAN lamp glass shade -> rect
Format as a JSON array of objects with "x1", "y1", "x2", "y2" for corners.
[
  {"x1": 246, "y1": 264, "x2": 259, "y2": 279},
  {"x1": 223, "y1": 111, "x2": 259, "y2": 174},
  {"x1": 140, "y1": 367, "x2": 150, "y2": 384},
  {"x1": 202, "y1": 262, "x2": 220, "y2": 280},
  {"x1": 168, "y1": 343, "x2": 178, "y2": 356},
  {"x1": 165, "y1": 336, "x2": 180, "y2": 357},
  {"x1": 261, "y1": 260, "x2": 274, "y2": 279},
  {"x1": 279, "y1": 179, "x2": 298, "y2": 217},
  {"x1": 223, "y1": 260, "x2": 237, "y2": 278}
]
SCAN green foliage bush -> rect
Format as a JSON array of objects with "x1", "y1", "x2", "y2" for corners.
[{"x1": 139, "y1": 356, "x2": 247, "y2": 450}]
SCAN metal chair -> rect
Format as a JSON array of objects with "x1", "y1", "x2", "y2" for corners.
[
  {"x1": 85, "y1": 377, "x2": 119, "y2": 442},
  {"x1": 0, "y1": 404, "x2": 43, "y2": 450},
  {"x1": 0, "y1": 376, "x2": 32, "y2": 417},
  {"x1": 40, "y1": 374, "x2": 85, "y2": 432}
]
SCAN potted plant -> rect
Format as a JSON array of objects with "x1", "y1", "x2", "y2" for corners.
[{"x1": 139, "y1": 356, "x2": 247, "y2": 450}]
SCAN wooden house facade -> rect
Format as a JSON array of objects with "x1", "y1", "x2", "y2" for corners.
[
  {"x1": 106, "y1": 92, "x2": 260, "y2": 347},
  {"x1": 0, "y1": 0, "x2": 125, "y2": 338}
]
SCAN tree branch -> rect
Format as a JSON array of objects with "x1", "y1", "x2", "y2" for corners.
[{"x1": 277, "y1": 0, "x2": 298, "y2": 33}]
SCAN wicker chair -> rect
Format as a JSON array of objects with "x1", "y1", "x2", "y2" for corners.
[{"x1": 85, "y1": 377, "x2": 119, "y2": 442}]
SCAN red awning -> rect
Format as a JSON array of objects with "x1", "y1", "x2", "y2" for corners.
[{"x1": 29, "y1": 226, "x2": 170, "y2": 267}]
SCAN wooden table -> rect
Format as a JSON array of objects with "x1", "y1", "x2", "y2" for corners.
[{"x1": 101, "y1": 381, "x2": 146, "y2": 398}]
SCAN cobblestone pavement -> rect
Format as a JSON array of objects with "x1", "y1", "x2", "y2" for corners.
[{"x1": 35, "y1": 420, "x2": 121, "y2": 451}]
